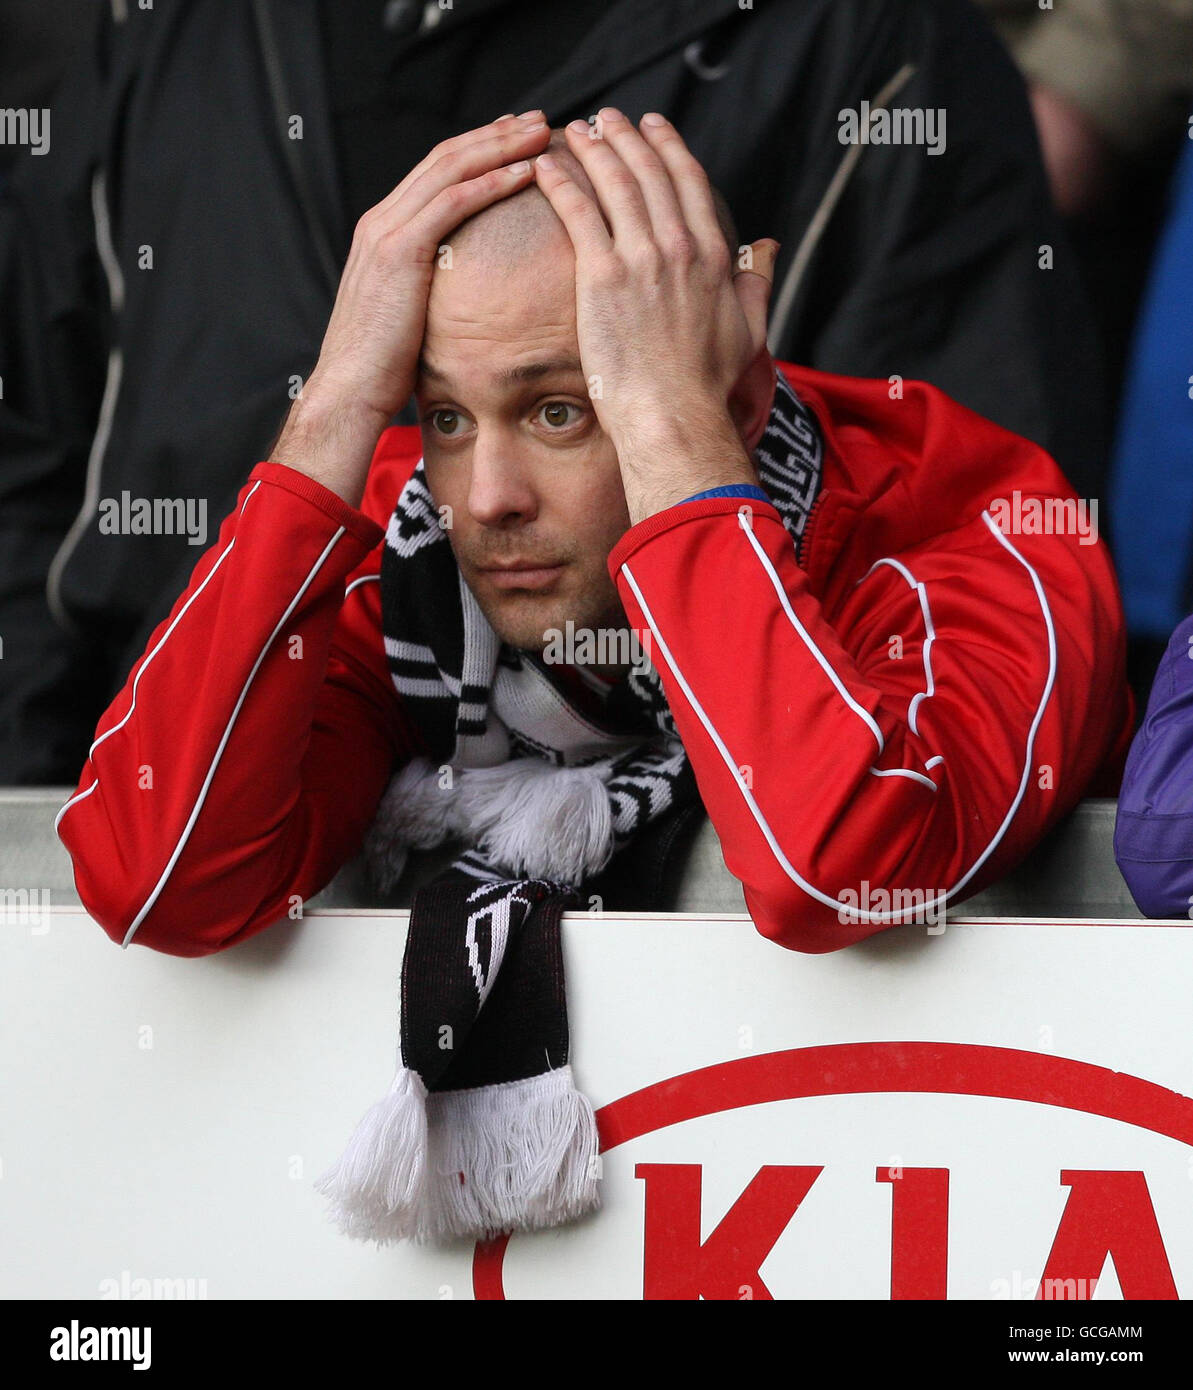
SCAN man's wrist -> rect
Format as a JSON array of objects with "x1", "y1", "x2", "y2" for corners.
[
  {"x1": 611, "y1": 401, "x2": 757, "y2": 525},
  {"x1": 270, "y1": 376, "x2": 392, "y2": 509}
]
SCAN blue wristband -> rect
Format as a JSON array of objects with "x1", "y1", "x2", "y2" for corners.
[{"x1": 677, "y1": 484, "x2": 771, "y2": 505}]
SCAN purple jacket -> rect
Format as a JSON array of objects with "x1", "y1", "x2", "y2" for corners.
[{"x1": 1116, "y1": 612, "x2": 1193, "y2": 917}]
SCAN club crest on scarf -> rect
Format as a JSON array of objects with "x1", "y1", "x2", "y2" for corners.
[{"x1": 315, "y1": 368, "x2": 824, "y2": 1245}]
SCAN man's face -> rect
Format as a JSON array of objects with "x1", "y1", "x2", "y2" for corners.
[{"x1": 415, "y1": 231, "x2": 632, "y2": 659}]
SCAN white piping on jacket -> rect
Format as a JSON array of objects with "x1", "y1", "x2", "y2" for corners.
[
  {"x1": 869, "y1": 766, "x2": 937, "y2": 792},
  {"x1": 54, "y1": 481, "x2": 266, "y2": 839},
  {"x1": 344, "y1": 573, "x2": 379, "y2": 600},
  {"x1": 856, "y1": 555, "x2": 938, "y2": 736},
  {"x1": 615, "y1": 506, "x2": 1058, "y2": 923},
  {"x1": 735, "y1": 510, "x2": 886, "y2": 754},
  {"x1": 855, "y1": 554, "x2": 945, "y2": 777},
  {"x1": 119, "y1": 525, "x2": 349, "y2": 946}
]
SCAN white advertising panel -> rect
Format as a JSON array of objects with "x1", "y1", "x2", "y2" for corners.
[{"x1": 3, "y1": 908, "x2": 1191, "y2": 1300}]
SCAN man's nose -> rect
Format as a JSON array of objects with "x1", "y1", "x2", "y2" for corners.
[{"x1": 465, "y1": 430, "x2": 539, "y2": 526}]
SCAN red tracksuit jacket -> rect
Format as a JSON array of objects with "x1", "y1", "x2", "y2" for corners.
[{"x1": 57, "y1": 362, "x2": 1134, "y2": 957}]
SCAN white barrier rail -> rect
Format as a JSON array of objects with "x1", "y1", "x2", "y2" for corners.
[{"x1": 3, "y1": 906, "x2": 1191, "y2": 1300}]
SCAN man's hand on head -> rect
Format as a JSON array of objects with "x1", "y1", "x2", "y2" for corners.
[
  {"x1": 272, "y1": 112, "x2": 550, "y2": 507},
  {"x1": 533, "y1": 109, "x2": 779, "y2": 525}
]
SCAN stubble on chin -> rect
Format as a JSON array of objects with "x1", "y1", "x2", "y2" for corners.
[{"x1": 476, "y1": 570, "x2": 628, "y2": 659}]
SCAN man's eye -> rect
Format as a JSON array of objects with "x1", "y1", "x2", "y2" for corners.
[
  {"x1": 429, "y1": 409, "x2": 462, "y2": 435},
  {"x1": 537, "y1": 401, "x2": 581, "y2": 429}
]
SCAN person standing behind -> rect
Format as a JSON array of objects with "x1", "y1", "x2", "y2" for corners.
[{"x1": 0, "y1": 0, "x2": 1111, "y2": 785}]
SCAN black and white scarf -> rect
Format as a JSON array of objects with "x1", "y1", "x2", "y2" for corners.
[{"x1": 315, "y1": 368, "x2": 823, "y2": 1243}]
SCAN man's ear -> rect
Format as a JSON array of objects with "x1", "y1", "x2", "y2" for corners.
[{"x1": 729, "y1": 346, "x2": 778, "y2": 453}]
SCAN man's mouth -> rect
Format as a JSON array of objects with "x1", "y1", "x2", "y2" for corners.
[{"x1": 478, "y1": 560, "x2": 567, "y2": 590}]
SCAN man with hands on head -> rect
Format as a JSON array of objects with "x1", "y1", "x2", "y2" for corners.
[
  {"x1": 273, "y1": 109, "x2": 771, "y2": 520},
  {"x1": 0, "y1": 0, "x2": 1114, "y2": 791},
  {"x1": 58, "y1": 110, "x2": 1133, "y2": 958}
]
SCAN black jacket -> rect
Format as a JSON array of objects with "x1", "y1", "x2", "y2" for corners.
[{"x1": 0, "y1": 0, "x2": 1106, "y2": 783}]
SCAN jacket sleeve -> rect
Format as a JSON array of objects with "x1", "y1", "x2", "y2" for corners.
[
  {"x1": 55, "y1": 460, "x2": 419, "y2": 957},
  {"x1": 606, "y1": 382, "x2": 1130, "y2": 953},
  {"x1": 1114, "y1": 613, "x2": 1193, "y2": 918},
  {"x1": 0, "y1": 12, "x2": 113, "y2": 782}
]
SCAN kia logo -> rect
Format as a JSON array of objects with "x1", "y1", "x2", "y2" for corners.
[{"x1": 473, "y1": 1042, "x2": 1193, "y2": 1299}]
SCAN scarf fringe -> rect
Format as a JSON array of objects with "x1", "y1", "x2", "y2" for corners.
[
  {"x1": 418, "y1": 1066, "x2": 602, "y2": 1242},
  {"x1": 314, "y1": 1066, "x2": 429, "y2": 1245},
  {"x1": 365, "y1": 754, "x2": 616, "y2": 888}
]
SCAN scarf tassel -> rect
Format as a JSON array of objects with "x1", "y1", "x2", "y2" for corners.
[
  {"x1": 314, "y1": 1066, "x2": 429, "y2": 1245},
  {"x1": 422, "y1": 1066, "x2": 602, "y2": 1242},
  {"x1": 315, "y1": 1065, "x2": 602, "y2": 1244},
  {"x1": 365, "y1": 755, "x2": 616, "y2": 889}
]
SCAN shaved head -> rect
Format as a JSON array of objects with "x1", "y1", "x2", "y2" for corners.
[
  {"x1": 447, "y1": 129, "x2": 595, "y2": 267},
  {"x1": 444, "y1": 126, "x2": 739, "y2": 269}
]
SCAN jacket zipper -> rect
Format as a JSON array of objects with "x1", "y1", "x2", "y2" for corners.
[{"x1": 797, "y1": 489, "x2": 828, "y2": 571}]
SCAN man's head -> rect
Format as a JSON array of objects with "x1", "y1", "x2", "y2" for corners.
[{"x1": 415, "y1": 127, "x2": 773, "y2": 670}]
